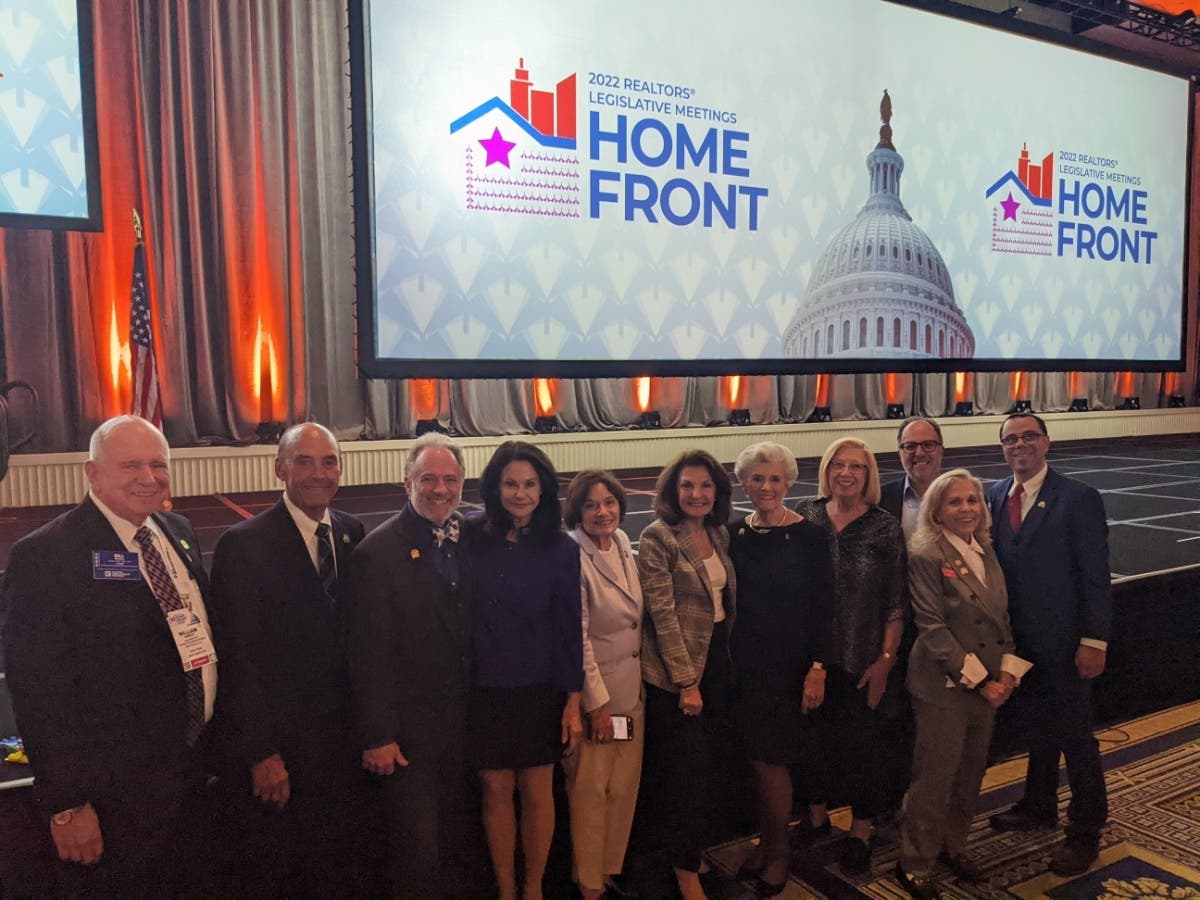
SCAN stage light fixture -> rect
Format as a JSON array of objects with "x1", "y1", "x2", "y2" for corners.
[
  {"x1": 885, "y1": 403, "x2": 906, "y2": 419},
  {"x1": 1167, "y1": 394, "x2": 1186, "y2": 408},
  {"x1": 1067, "y1": 398, "x2": 1089, "y2": 412},
  {"x1": 534, "y1": 415, "x2": 561, "y2": 434},
  {"x1": 415, "y1": 419, "x2": 447, "y2": 436},
  {"x1": 728, "y1": 408, "x2": 751, "y2": 427},
  {"x1": 805, "y1": 406, "x2": 832, "y2": 423},
  {"x1": 1118, "y1": 396, "x2": 1141, "y2": 410},
  {"x1": 1010, "y1": 399, "x2": 1033, "y2": 414},
  {"x1": 256, "y1": 421, "x2": 283, "y2": 444},
  {"x1": 637, "y1": 411, "x2": 662, "y2": 429},
  {"x1": 951, "y1": 401, "x2": 973, "y2": 416}
]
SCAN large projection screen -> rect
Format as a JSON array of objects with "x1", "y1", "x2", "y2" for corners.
[
  {"x1": 0, "y1": 0, "x2": 102, "y2": 231},
  {"x1": 351, "y1": 0, "x2": 1192, "y2": 378}
]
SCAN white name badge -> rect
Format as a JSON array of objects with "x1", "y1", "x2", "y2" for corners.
[{"x1": 164, "y1": 608, "x2": 218, "y2": 672}]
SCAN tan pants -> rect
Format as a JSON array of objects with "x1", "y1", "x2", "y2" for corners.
[{"x1": 562, "y1": 701, "x2": 645, "y2": 891}]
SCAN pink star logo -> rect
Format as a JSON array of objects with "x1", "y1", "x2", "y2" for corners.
[
  {"x1": 479, "y1": 127, "x2": 516, "y2": 168},
  {"x1": 1001, "y1": 192, "x2": 1020, "y2": 221}
]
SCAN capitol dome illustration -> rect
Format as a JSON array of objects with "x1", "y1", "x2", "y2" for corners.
[{"x1": 783, "y1": 91, "x2": 974, "y2": 360}]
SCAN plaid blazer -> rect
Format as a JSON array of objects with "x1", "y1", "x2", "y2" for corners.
[{"x1": 637, "y1": 519, "x2": 737, "y2": 693}]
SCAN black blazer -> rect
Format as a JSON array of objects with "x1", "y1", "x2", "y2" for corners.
[
  {"x1": 987, "y1": 467, "x2": 1112, "y2": 676},
  {"x1": 344, "y1": 505, "x2": 473, "y2": 763},
  {"x1": 208, "y1": 499, "x2": 364, "y2": 781},
  {"x1": 879, "y1": 478, "x2": 905, "y2": 522},
  {"x1": 1, "y1": 497, "x2": 210, "y2": 814}
]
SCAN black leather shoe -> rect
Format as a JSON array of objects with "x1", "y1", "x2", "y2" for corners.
[
  {"x1": 753, "y1": 875, "x2": 787, "y2": 898},
  {"x1": 839, "y1": 837, "x2": 871, "y2": 875},
  {"x1": 1049, "y1": 835, "x2": 1099, "y2": 876},
  {"x1": 937, "y1": 851, "x2": 984, "y2": 883},
  {"x1": 794, "y1": 817, "x2": 833, "y2": 847},
  {"x1": 895, "y1": 863, "x2": 940, "y2": 899},
  {"x1": 988, "y1": 805, "x2": 1057, "y2": 831}
]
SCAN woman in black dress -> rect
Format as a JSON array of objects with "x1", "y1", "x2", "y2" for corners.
[
  {"x1": 794, "y1": 436, "x2": 907, "y2": 877},
  {"x1": 729, "y1": 441, "x2": 835, "y2": 896}
]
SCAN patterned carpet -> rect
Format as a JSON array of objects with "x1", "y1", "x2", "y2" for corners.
[{"x1": 708, "y1": 707, "x2": 1200, "y2": 899}]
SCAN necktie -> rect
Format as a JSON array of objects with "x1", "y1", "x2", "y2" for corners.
[
  {"x1": 431, "y1": 517, "x2": 460, "y2": 548},
  {"x1": 134, "y1": 526, "x2": 205, "y2": 746},
  {"x1": 1007, "y1": 483, "x2": 1025, "y2": 532},
  {"x1": 315, "y1": 522, "x2": 337, "y2": 598}
]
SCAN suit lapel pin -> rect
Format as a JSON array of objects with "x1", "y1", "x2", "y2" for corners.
[
  {"x1": 410, "y1": 548, "x2": 421, "y2": 560},
  {"x1": 180, "y1": 539, "x2": 191, "y2": 551},
  {"x1": 1037, "y1": 501, "x2": 1046, "y2": 508},
  {"x1": 960, "y1": 567, "x2": 970, "y2": 575},
  {"x1": 342, "y1": 533, "x2": 351, "y2": 544}
]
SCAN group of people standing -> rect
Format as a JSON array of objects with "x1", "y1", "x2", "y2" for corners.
[{"x1": 0, "y1": 410, "x2": 1111, "y2": 900}]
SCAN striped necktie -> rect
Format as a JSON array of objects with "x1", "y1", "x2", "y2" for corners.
[
  {"x1": 134, "y1": 526, "x2": 205, "y2": 746},
  {"x1": 315, "y1": 522, "x2": 337, "y2": 599}
]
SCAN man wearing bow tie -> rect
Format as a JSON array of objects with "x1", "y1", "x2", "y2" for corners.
[
  {"x1": 345, "y1": 431, "x2": 475, "y2": 899},
  {"x1": 2, "y1": 415, "x2": 218, "y2": 897},
  {"x1": 208, "y1": 422, "x2": 368, "y2": 896},
  {"x1": 986, "y1": 413, "x2": 1112, "y2": 877}
]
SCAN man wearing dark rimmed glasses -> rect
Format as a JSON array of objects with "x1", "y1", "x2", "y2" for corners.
[
  {"x1": 986, "y1": 413, "x2": 1111, "y2": 878},
  {"x1": 881, "y1": 417, "x2": 945, "y2": 541}
]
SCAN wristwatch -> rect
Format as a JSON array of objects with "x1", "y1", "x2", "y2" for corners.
[{"x1": 51, "y1": 805, "x2": 83, "y2": 826}]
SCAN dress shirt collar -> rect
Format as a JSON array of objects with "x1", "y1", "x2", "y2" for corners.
[
  {"x1": 943, "y1": 529, "x2": 987, "y2": 586},
  {"x1": 282, "y1": 491, "x2": 332, "y2": 541},
  {"x1": 89, "y1": 490, "x2": 158, "y2": 550},
  {"x1": 1011, "y1": 463, "x2": 1048, "y2": 497}
]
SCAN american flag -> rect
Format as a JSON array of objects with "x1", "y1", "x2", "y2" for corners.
[{"x1": 129, "y1": 242, "x2": 163, "y2": 428}]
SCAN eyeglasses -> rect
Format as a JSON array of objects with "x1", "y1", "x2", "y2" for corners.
[
  {"x1": 899, "y1": 440, "x2": 942, "y2": 454},
  {"x1": 829, "y1": 461, "x2": 868, "y2": 473},
  {"x1": 1000, "y1": 431, "x2": 1045, "y2": 447}
]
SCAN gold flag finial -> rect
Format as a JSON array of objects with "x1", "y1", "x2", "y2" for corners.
[{"x1": 132, "y1": 209, "x2": 143, "y2": 243}]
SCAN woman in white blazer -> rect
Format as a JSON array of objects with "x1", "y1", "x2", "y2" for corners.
[{"x1": 563, "y1": 470, "x2": 645, "y2": 900}]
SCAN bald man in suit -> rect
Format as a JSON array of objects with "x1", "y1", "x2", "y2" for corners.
[{"x1": 209, "y1": 422, "x2": 370, "y2": 897}]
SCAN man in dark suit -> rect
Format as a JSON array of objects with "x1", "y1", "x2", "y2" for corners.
[
  {"x1": 208, "y1": 421, "x2": 369, "y2": 897},
  {"x1": 1, "y1": 414, "x2": 219, "y2": 898},
  {"x1": 880, "y1": 416, "x2": 944, "y2": 541},
  {"x1": 986, "y1": 413, "x2": 1112, "y2": 877},
  {"x1": 346, "y1": 431, "x2": 474, "y2": 899}
]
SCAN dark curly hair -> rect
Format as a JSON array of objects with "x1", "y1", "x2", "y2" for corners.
[{"x1": 479, "y1": 440, "x2": 562, "y2": 539}]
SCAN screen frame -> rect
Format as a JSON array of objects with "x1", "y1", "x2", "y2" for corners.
[
  {"x1": 349, "y1": 0, "x2": 1194, "y2": 378},
  {"x1": 0, "y1": 0, "x2": 104, "y2": 232}
]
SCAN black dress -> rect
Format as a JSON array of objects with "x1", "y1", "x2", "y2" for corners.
[{"x1": 728, "y1": 514, "x2": 835, "y2": 765}]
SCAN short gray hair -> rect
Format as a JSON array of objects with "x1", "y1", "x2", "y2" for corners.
[
  {"x1": 734, "y1": 441, "x2": 798, "y2": 485},
  {"x1": 88, "y1": 415, "x2": 168, "y2": 462},
  {"x1": 405, "y1": 432, "x2": 464, "y2": 481}
]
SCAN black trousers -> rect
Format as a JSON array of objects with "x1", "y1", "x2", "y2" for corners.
[
  {"x1": 1011, "y1": 670, "x2": 1107, "y2": 840},
  {"x1": 640, "y1": 622, "x2": 734, "y2": 873}
]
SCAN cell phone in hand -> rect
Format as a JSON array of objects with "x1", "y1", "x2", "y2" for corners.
[{"x1": 611, "y1": 715, "x2": 634, "y2": 741}]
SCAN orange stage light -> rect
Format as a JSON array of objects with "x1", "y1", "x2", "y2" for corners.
[
  {"x1": 954, "y1": 372, "x2": 972, "y2": 404},
  {"x1": 723, "y1": 375, "x2": 745, "y2": 409},
  {"x1": 814, "y1": 374, "x2": 830, "y2": 408},
  {"x1": 634, "y1": 376, "x2": 652, "y2": 413},
  {"x1": 534, "y1": 377, "x2": 556, "y2": 417},
  {"x1": 1009, "y1": 371, "x2": 1027, "y2": 402},
  {"x1": 253, "y1": 317, "x2": 280, "y2": 421},
  {"x1": 412, "y1": 379, "x2": 439, "y2": 420}
]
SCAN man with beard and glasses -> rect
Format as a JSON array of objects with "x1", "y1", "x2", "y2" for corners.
[{"x1": 209, "y1": 422, "x2": 370, "y2": 897}]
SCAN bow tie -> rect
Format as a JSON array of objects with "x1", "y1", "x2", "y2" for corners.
[{"x1": 432, "y1": 518, "x2": 460, "y2": 548}]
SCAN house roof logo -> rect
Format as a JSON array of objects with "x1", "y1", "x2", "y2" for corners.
[
  {"x1": 985, "y1": 143, "x2": 1054, "y2": 257},
  {"x1": 450, "y1": 59, "x2": 581, "y2": 218}
]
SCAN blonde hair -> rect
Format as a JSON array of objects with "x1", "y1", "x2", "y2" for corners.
[
  {"x1": 816, "y1": 437, "x2": 881, "y2": 506},
  {"x1": 910, "y1": 468, "x2": 992, "y2": 551}
]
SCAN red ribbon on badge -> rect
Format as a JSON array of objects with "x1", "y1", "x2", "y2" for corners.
[{"x1": 941, "y1": 567, "x2": 958, "y2": 579}]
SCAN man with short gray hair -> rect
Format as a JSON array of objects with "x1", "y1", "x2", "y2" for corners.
[{"x1": 2, "y1": 414, "x2": 218, "y2": 897}]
